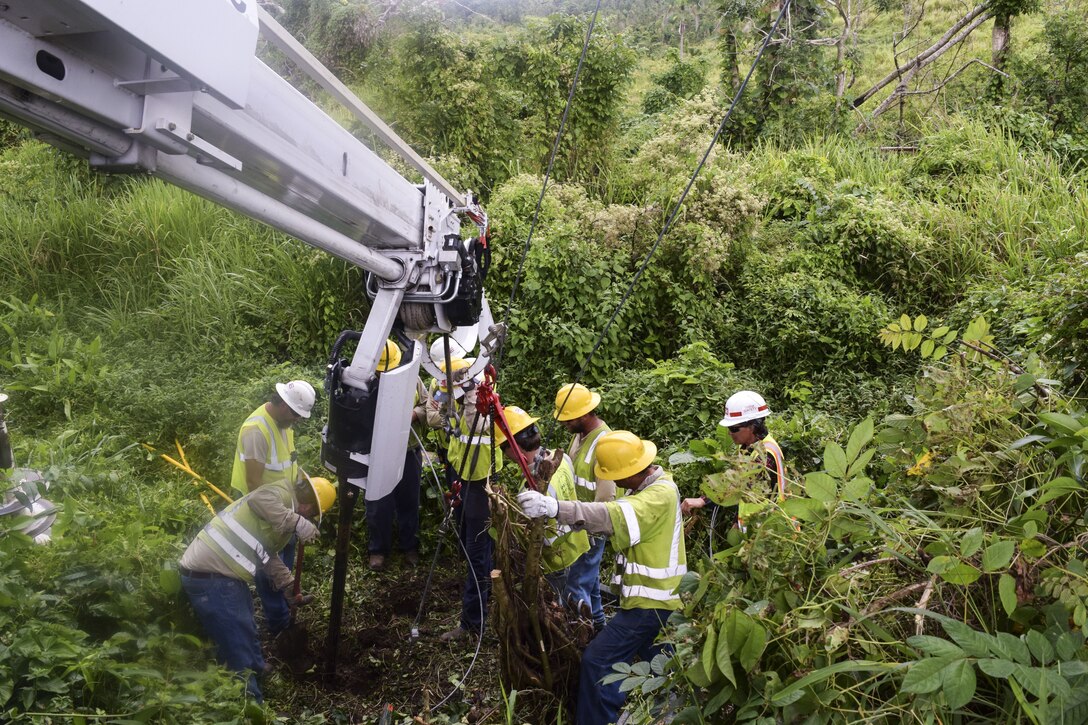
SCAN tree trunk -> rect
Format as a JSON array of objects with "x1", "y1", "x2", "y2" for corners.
[
  {"x1": 833, "y1": 0, "x2": 851, "y2": 108},
  {"x1": 679, "y1": 18, "x2": 687, "y2": 59},
  {"x1": 990, "y1": 11, "x2": 1010, "y2": 93},
  {"x1": 725, "y1": 30, "x2": 741, "y2": 93}
]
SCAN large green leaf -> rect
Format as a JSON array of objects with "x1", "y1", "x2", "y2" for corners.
[
  {"x1": 738, "y1": 623, "x2": 767, "y2": 671},
  {"x1": 1038, "y1": 412, "x2": 1086, "y2": 437},
  {"x1": 982, "y1": 541, "x2": 1015, "y2": 572},
  {"x1": 715, "y1": 620, "x2": 736, "y2": 687},
  {"x1": 907, "y1": 635, "x2": 966, "y2": 659},
  {"x1": 701, "y1": 625, "x2": 718, "y2": 681},
  {"x1": 782, "y1": 497, "x2": 825, "y2": 522},
  {"x1": 1026, "y1": 630, "x2": 1055, "y2": 665},
  {"x1": 992, "y1": 633, "x2": 1032, "y2": 665},
  {"x1": 824, "y1": 442, "x2": 848, "y2": 479},
  {"x1": 940, "y1": 618, "x2": 995, "y2": 658},
  {"x1": 769, "y1": 661, "x2": 895, "y2": 705},
  {"x1": 842, "y1": 476, "x2": 872, "y2": 502},
  {"x1": 978, "y1": 658, "x2": 1016, "y2": 678},
  {"x1": 943, "y1": 659, "x2": 977, "y2": 710},
  {"x1": 939, "y1": 562, "x2": 981, "y2": 585},
  {"x1": 1034, "y1": 477, "x2": 1084, "y2": 508},
  {"x1": 999, "y1": 574, "x2": 1018, "y2": 616},
  {"x1": 1011, "y1": 663, "x2": 1072, "y2": 700},
  {"x1": 960, "y1": 527, "x2": 984, "y2": 558},
  {"x1": 805, "y1": 472, "x2": 838, "y2": 503},
  {"x1": 846, "y1": 449, "x2": 876, "y2": 480},
  {"x1": 845, "y1": 418, "x2": 874, "y2": 463},
  {"x1": 902, "y1": 656, "x2": 962, "y2": 694}
]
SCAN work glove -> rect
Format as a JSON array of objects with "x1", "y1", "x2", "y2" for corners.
[
  {"x1": 294, "y1": 515, "x2": 320, "y2": 544},
  {"x1": 517, "y1": 490, "x2": 558, "y2": 519}
]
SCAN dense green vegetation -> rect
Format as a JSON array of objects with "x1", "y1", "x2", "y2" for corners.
[{"x1": 2, "y1": 0, "x2": 1087, "y2": 721}]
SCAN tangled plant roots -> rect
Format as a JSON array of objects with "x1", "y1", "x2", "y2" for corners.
[{"x1": 489, "y1": 487, "x2": 594, "y2": 719}]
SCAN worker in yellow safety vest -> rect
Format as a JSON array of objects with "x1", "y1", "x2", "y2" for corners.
[
  {"x1": 228, "y1": 379, "x2": 316, "y2": 635},
  {"x1": 516, "y1": 430, "x2": 686, "y2": 725},
  {"x1": 179, "y1": 475, "x2": 335, "y2": 702},
  {"x1": 682, "y1": 390, "x2": 788, "y2": 530},
  {"x1": 495, "y1": 406, "x2": 589, "y2": 595},
  {"x1": 425, "y1": 356, "x2": 503, "y2": 642},
  {"x1": 553, "y1": 383, "x2": 613, "y2": 630}
]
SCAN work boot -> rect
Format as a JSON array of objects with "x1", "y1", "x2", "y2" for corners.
[
  {"x1": 577, "y1": 599, "x2": 592, "y2": 620},
  {"x1": 294, "y1": 593, "x2": 315, "y2": 607},
  {"x1": 404, "y1": 550, "x2": 420, "y2": 567},
  {"x1": 368, "y1": 554, "x2": 386, "y2": 571},
  {"x1": 439, "y1": 626, "x2": 471, "y2": 643}
]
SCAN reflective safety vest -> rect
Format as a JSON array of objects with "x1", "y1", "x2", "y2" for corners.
[
  {"x1": 537, "y1": 452, "x2": 590, "y2": 574},
  {"x1": 447, "y1": 407, "x2": 503, "y2": 482},
  {"x1": 606, "y1": 470, "x2": 687, "y2": 611},
  {"x1": 230, "y1": 404, "x2": 297, "y2": 495},
  {"x1": 738, "y1": 435, "x2": 789, "y2": 529},
  {"x1": 763, "y1": 435, "x2": 787, "y2": 499},
  {"x1": 569, "y1": 424, "x2": 611, "y2": 502},
  {"x1": 197, "y1": 486, "x2": 295, "y2": 582}
]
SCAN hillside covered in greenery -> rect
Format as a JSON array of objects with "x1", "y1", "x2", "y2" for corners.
[{"x1": 1, "y1": 0, "x2": 1087, "y2": 722}]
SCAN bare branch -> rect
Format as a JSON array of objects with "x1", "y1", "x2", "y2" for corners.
[
  {"x1": 856, "y1": 9, "x2": 994, "y2": 128},
  {"x1": 898, "y1": 58, "x2": 1008, "y2": 96},
  {"x1": 914, "y1": 575, "x2": 938, "y2": 636},
  {"x1": 852, "y1": 1, "x2": 990, "y2": 109}
]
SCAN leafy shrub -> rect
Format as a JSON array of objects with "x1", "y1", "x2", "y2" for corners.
[
  {"x1": 596, "y1": 342, "x2": 765, "y2": 450},
  {"x1": 952, "y1": 252, "x2": 1088, "y2": 384},
  {"x1": 641, "y1": 51, "x2": 707, "y2": 114},
  {"x1": 620, "y1": 337, "x2": 1088, "y2": 722},
  {"x1": 0, "y1": 433, "x2": 268, "y2": 722},
  {"x1": 724, "y1": 249, "x2": 893, "y2": 376},
  {"x1": 0, "y1": 296, "x2": 109, "y2": 423}
]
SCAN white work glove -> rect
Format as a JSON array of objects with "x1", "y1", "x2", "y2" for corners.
[
  {"x1": 294, "y1": 515, "x2": 320, "y2": 544},
  {"x1": 517, "y1": 490, "x2": 558, "y2": 519}
]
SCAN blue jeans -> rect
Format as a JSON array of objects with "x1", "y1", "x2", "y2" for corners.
[
  {"x1": 566, "y1": 536, "x2": 607, "y2": 626},
  {"x1": 366, "y1": 447, "x2": 421, "y2": 555},
  {"x1": 182, "y1": 573, "x2": 265, "y2": 702},
  {"x1": 577, "y1": 608, "x2": 669, "y2": 725},
  {"x1": 545, "y1": 568, "x2": 569, "y2": 599},
  {"x1": 455, "y1": 479, "x2": 491, "y2": 632},
  {"x1": 254, "y1": 535, "x2": 295, "y2": 634}
]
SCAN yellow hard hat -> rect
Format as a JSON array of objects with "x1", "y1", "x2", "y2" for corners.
[
  {"x1": 594, "y1": 431, "x2": 657, "y2": 481},
  {"x1": 305, "y1": 476, "x2": 337, "y2": 524},
  {"x1": 438, "y1": 358, "x2": 472, "y2": 394},
  {"x1": 378, "y1": 339, "x2": 403, "y2": 373},
  {"x1": 553, "y1": 383, "x2": 600, "y2": 421},
  {"x1": 495, "y1": 406, "x2": 540, "y2": 446}
]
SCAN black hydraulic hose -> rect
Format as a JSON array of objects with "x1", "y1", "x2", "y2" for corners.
[{"x1": 327, "y1": 330, "x2": 361, "y2": 368}]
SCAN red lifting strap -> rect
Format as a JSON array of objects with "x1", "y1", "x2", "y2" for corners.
[{"x1": 475, "y1": 365, "x2": 538, "y2": 492}]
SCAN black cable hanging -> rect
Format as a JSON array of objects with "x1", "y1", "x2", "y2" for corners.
[
  {"x1": 546, "y1": 0, "x2": 794, "y2": 446},
  {"x1": 494, "y1": 0, "x2": 604, "y2": 375}
]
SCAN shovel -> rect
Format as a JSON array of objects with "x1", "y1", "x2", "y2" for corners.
[{"x1": 274, "y1": 541, "x2": 312, "y2": 673}]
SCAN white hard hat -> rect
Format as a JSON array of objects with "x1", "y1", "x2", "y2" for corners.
[
  {"x1": 720, "y1": 390, "x2": 769, "y2": 427},
  {"x1": 429, "y1": 337, "x2": 468, "y2": 363},
  {"x1": 276, "y1": 380, "x2": 316, "y2": 419}
]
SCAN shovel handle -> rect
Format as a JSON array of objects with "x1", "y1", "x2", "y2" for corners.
[{"x1": 292, "y1": 541, "x2": 305, "y2": 600}]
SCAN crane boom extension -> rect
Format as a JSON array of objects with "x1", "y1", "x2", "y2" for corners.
[{"x1": 0, "y1": 0, "x2": 501, "y2": 680}]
